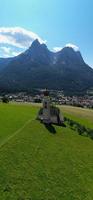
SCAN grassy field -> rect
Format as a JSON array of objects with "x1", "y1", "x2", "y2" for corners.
[
  {"x1": 0, "y1": 103, "x2": 93, "y2": 200},
  {"x1": 61, "y1": 105, "x2": 93, "y2": 129}
]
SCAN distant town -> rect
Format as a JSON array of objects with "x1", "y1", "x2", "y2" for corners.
[{"x1": 1, "y1": 89, "x2": 93, "y2": 109}]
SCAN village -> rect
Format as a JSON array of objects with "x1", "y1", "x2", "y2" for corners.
[{"x1": 0, "y1": 90, "x2": 93, "y2": 109}]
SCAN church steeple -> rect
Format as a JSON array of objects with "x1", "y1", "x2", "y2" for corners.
[{"x1": 43, "y1": 89, "x2": 51, "y2": 124}]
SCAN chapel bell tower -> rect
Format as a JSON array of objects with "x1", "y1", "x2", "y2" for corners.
[{"x1": 43, "y1": 89, "x2": 51, "y2": 124}]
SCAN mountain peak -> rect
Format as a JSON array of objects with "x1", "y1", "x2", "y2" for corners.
[
  {"x1": 30, "y1": 39, "x2": 41, "y2": 48},
  {"x1": 25, "y1": 39, "x2": 42, "y2": 56},
  {"x1": 24, "y1": 39, "x2": 52, "y2": 64},
  {"x1": 65, "y1": 43, "x2": 79, "y2": 52},
  {"x1": 57, "y1": 46, "x2": 84, "y2": 65}
]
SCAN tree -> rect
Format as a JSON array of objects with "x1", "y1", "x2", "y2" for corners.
[{"x1": 2, "y1": 96, "x2": 9, "y2": 103}]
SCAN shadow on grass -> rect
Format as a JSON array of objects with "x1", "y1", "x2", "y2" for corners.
[
  {"x1": 57, "y1": 123, "x2": 66, "y2": 127},
  {"x1": 44, "y1": 124, "x2": 56, "y2": 134}
]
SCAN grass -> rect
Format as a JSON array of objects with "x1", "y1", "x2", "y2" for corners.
[
  {"x1": 0, "y1": 103, "x2": 93, "y2": 199},
  {"x1": 61, "y1": 105, "x2": 93, "y2": 129},
  {"x1": 0, "y1": 103, "x2": 38, "y2": 145}
]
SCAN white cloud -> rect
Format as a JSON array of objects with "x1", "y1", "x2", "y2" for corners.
[
  {"x1": 0, "y1": 27, "x2": 46, "y2": 58},
  {"x1": 53, "y1": 47, "x2": 62, "y2": 52},
  {"x1": 11, "y1": 51, "x2": 22, "y2": 57},
  {"x1": 0, "y1": 27, "x2": 79, "y2": 58},
  {"x1": 53, "y1": 43, "x2": 79, "y2": 53},
  {"x1": 1, "y1": 46, "x2": 11, "y2": 54},
  {"x1": 0, "y1": 27, "x2": 45, "y2": 49},
  {"x1": 3, "y1": 54, "x2": 11, "y2": 58},
  {"x1": 65, "y1": 43, "x2": 79, "y2": 51},
  {"x1": 0, "y1": 45, "x2": 22, "y2": 58}
]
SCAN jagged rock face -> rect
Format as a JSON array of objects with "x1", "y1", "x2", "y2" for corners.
[
  {"x1": 0, "y1": 57, "x2": 14, "y2": 71},
  {"x1": 26, "y1": 39, "x2": 53, "y2": 65},
  {"x1": 24, "y1": 40, "x2": 84, "y2": 66},
  {"x1": 0, "y1": 39, "x2": 93, "y2": 95},
  {"x1": 56, "y1": 47, "x2": 84, "y2": 66}
]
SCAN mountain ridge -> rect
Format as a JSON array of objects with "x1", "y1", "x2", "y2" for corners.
[{"x1": 0, "y1": 39, "x2": 93, "y2": 95}]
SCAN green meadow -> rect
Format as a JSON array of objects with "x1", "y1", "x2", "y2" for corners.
[
  {"x1": 0, "y1": 103, "x2": 93, "y2": 200},
  {"x1": 61, "y1": 105, "x2": 93, "y2": 129}
]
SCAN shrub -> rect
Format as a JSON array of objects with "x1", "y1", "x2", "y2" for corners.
[
  {"x1": 87, "y1": 129, "x2": 93, "y2": 139},
  {"x1": 64, "y1": 116, "x2": 93, "y2": 140},
  {"x1": 2, "y1": 96, "x2": 9, "y2": 103}
]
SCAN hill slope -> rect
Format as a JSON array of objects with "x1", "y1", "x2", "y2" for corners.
[
  {"x1": 0, "y1": 104, "x2": 93, "y2": 200},
  {"x1": 0, "y1": 40, "x2": 93, "y2": 94}
]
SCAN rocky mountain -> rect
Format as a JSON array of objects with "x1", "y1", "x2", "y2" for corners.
[
  {"x1": 0, "y1": 57, "x2": 14, "y2": 72},
  {"x1": 0, "y1": 39, "x2": 93, "y2": 95}
]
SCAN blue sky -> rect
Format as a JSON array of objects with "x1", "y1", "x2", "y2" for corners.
[{"x1": 0, "y1": 0, "x2": 93, "y2": 67}]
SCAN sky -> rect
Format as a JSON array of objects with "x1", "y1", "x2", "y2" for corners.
[{"x1": 0, "y1": 0, "x2": 93, "y2": 67}]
